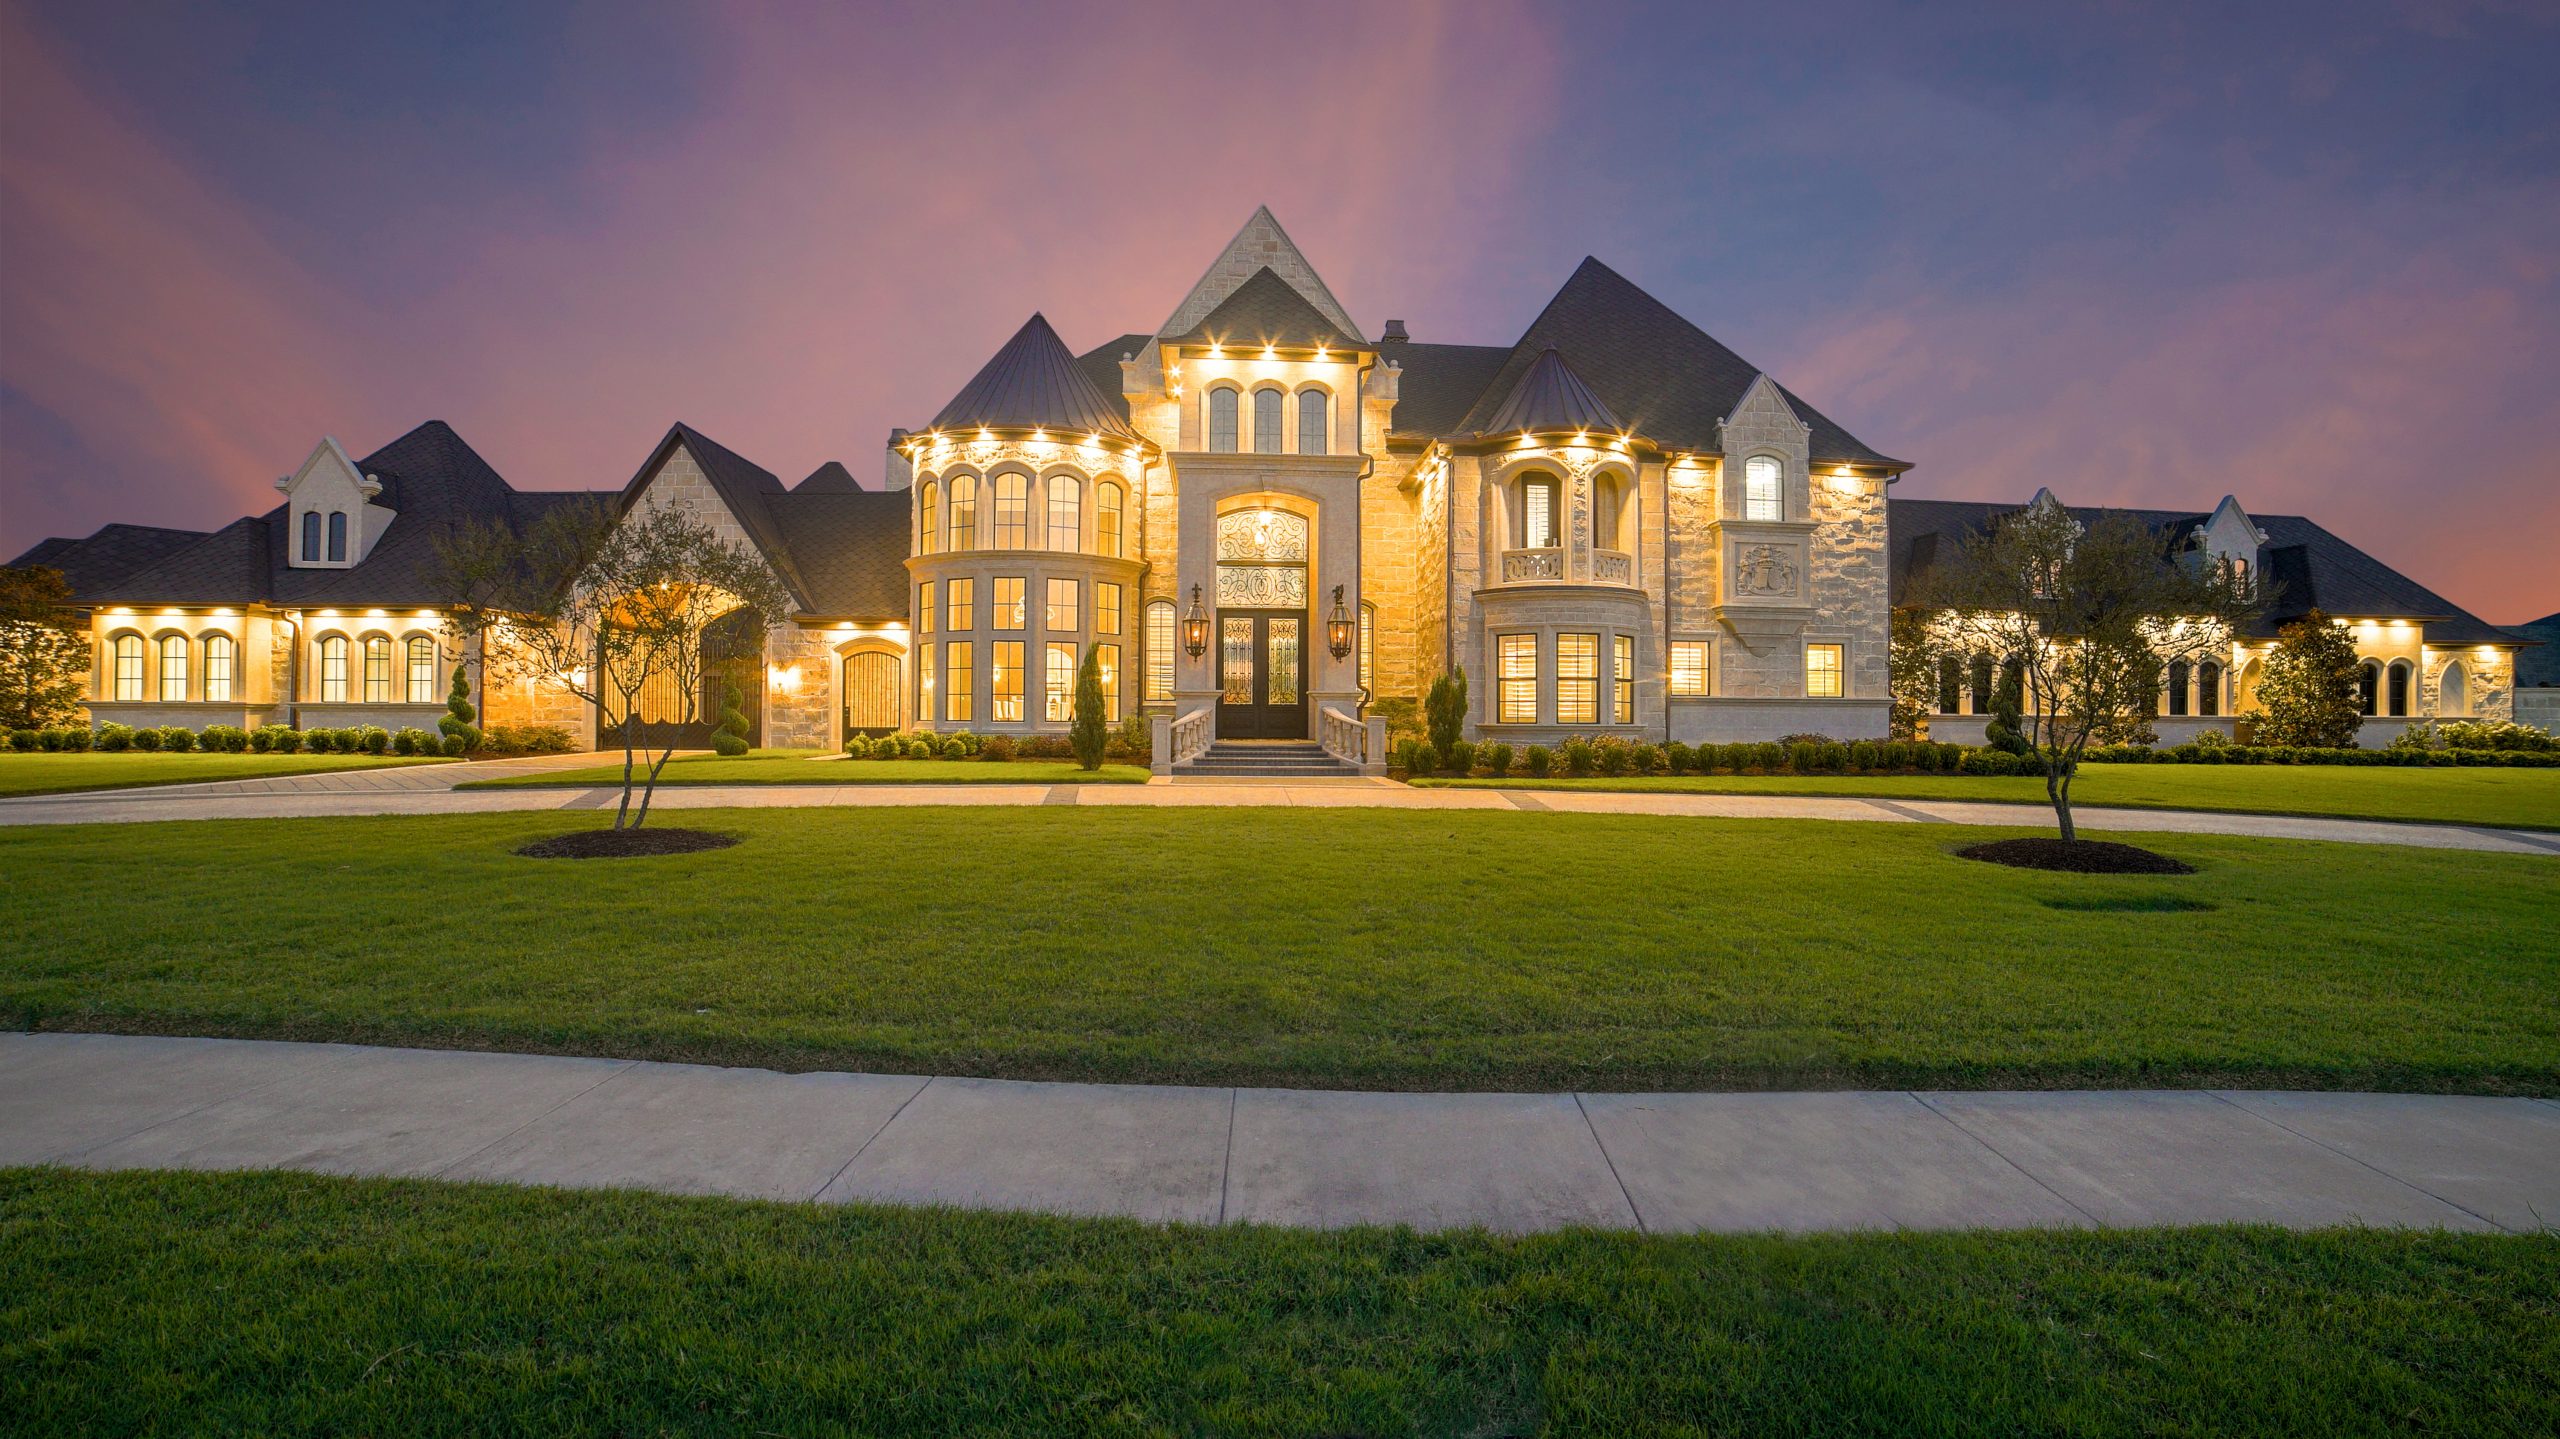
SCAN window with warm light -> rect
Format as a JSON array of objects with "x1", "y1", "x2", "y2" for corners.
[
  {"x1": 1047, "y1": 475, "x2": 1081, "y2": 551},
  {"x1": 946, "y1": 577, "x2": 972, "y2": 632},
  {"x1": 1096, "y1": 643, "x2": 1120, "y2": 719},
  {"x1": 918, "y1": 481, "x2": 940, "y2": 555},
  {"x1": 944, "y1": 641, "x2": 972, "y2": 722},
  {"x1": 916, "y1": 642, "x2": 935, "y2": 720},
  {"x1": 2167, "y1": 659, "x2": 2191, "y2": 716},
  {"x1": 2198, "y1": 659, "x2": 2222, "y2": 717},
  {"x1": 363, "y1": 636, "x2": 393, "y2": 702},
  {"x1": 205, "y1": 633, "x2": 236, "y2": 703},
  {"x1": 1253, "y1": 389, "x2": 1283, "y2": 454},
  {"x1": 1745, "y1": 456, "x2": 1783, "y2": 521},
  {"x1": 947, "y1": 476, "x2": 977, "y2": 549},
  {"x1": 406, "y1": 637, "x2": 438, "y2": 703},
  {"x1": 1297, "y1": 389, "x2": 1328, "y2": 455},
  {"x1": 1557, "y1": 632, "x2": 1598, "y2": 724},
  {"x1": 1497, "y1": 634, "x2": 1538, "y2": 723},
  {"x1": 919, "y1": 581, "x2": 936, "y2": 635},
  {"x1": 1670, "y1": 641, "x2": 1707, "y2": 697},
  {"x1": 993, "y1": 577, "x2": 1024, "y2": 631},
  {"x1": 1595, "y1": 476, "x2": 1623, "y2": 551},
  {"x1": 1096, "y1": 582, "x2": 1122, "y2": 636},
  {"x1": 1096, "y1": 482, "x2": 1124, "y2": 557},
  {"x1": 319, "y1": 635, "x2": 350, "y2": 702},
  {"x1": 1145, "y1": 601, "x2": 1175, "y2": 700},
  {"x1": 1046, "y1": 578, "x2": 1078, "y2": 632},
  {"x1": 157, "y1": 635, "x2": 189, "y2": 701},
  {"x1": 1207, "y1": 388, "x2": 1239, "y2": 452},
  {"x1": 993, "y1": 474, "x2": 1029, "y2": 548},
  {"x1": 113, "y1": 634, "x2": 145, "y2": 700},
  {"x1": 1614, "y1": 634, "x2": 1634, "y2": 724},
  {"x1": 1806, "y1": 643, "x2": 1843, "y2": 699},
  {"x1": 1358, "y1": 602, "x2": 1375, "y2": 694},
  {"x1": 1044, "y1": 642, "x2": 1077, "y2": 721},
  {"x1": 1520, "y1": 476, "x2": 1558, "y2": 549},
  {"x1": 992, "y1": 641, "x2": 1024, "y2": 722}
]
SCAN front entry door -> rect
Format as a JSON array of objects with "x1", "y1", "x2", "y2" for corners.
[{"x1": 1217, "y1": 610, "x2": 1307, "y2": 739}]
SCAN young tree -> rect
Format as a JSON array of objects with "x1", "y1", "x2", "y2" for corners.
[
  {"x1": 1070, "y1": 645, "x2": 1108, "y2": 770},
  {"x1": 437, "y1": 500, "x2": 791, "y2": 830},
  {"x1": 1921, "y1": 499, "x2": 2258, "y2": 841},
  {"x1": 0, "y1": 565, "x2": 90, "y2": 730},
  {"x1": 2252, "y1": 609, "x2": 2364, "y2": 748},
  {"x1": 1425, "y1": 667, "x2": 1468, "y2": 768},
  {"x1": 1887, "y1": 606, "x2": 1936, "y2": 740}
]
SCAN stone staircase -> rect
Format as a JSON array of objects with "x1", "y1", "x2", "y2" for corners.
[{"x1": 1171, "y1": 739, "x2": 1363, "y2": 779}]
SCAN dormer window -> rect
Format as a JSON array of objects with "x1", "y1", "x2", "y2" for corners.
[
  {"x1": 327, "y1": 512, "x2": 348, "y2": 562},
  {"x1": 301, "y1": 512, "x2": 321, "y2": 561},
  {"x1": 1745, "y1": 456, "x2": 1783, "y2": 521}
]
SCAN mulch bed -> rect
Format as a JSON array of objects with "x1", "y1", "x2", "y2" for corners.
[
  {"x1": 1956, "y1": 837, "x2": 2197, "y2": 875},
  {"x1": 514, "y1": 828, "x2": 739, "y2": 860}
]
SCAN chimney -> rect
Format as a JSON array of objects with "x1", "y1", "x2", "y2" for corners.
[{"x1": 1380, "y1": 319, "x2": 1409, "y2": 345}]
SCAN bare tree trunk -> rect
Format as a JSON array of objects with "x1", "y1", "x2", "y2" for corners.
[
  {"x1": 633, "y1": 743, "x2": 678, "y2": 829},
  {"x1": 614, "y1": 714, "x2": 639, "y2": 830}
]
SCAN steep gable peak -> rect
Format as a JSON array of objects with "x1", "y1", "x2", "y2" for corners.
[{"x1": 1158, "y1": 206, "x2": 1362, "y2": 344}]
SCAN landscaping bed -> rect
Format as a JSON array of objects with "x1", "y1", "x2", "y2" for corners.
[
  {"x1": 0, "y1": 751, "x2": 451, "y2": 799},
  {"x1": 7, "y1": 1168, "x2": 2554, "y2": 1437},
  {"x1": 4, "y1": 808, "x2": 2553, "y2": 1093},
  {"x1": 458, "y1": 748, "x2": 1150, "y2": 788}
]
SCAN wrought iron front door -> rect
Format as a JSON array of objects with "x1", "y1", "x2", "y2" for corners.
[{"x1": 1215, "y1": 610, "x2": 1307, "y2": 739}]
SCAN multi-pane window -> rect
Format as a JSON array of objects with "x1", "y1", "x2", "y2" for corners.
[
  {"x1": 1096, "y1": 483, "x2": 1124, "y2": 557},
  {"x1": 1046, "y1": 578, "x2": 1079, "y2": 633},
  {"x1": 1521, "y1": 477, "x2": 1557, "y2": 548},
  {"x1": 2386, "y1": 661, "x2": 2411, "y2": 717},
  {"x1": 406, "y1": 637, "x2": 438, "y2": 703},
  {"x1": 1557, "y1": 633, "x2": 1599, "y2": 724},
  {"x1": 916, "y1": 642, "x2": 935, "y2": 720},
  {"x1": 204, "y1": 633, "x2": 236, "y2": 703},
  {"x1": 946, "y1": 577, "x2": 973, "y2": 632},
  {"x1": 993, "y1": 577, "x2": 1025, "y2": 631},
  {"x1": 1937, "y1": 656, "x2": 1963, "y2": 715},
  {"x1": 1497, "y1": 634, "x2": 1538, "y2": 724},
  {"x1": 1208, "y1": 389, "x2": 1239, "y2": 452},
  {"x1": 1745, "y1": 456, "x2": 1783, "y2": 521},
  {"x1": 2357, "y1": 661, "x2": 2380, "y2": 717},
  {"x1": 1358, "y1": 603, "x2": 1374, "y2": 695},
  {"x1": 947, "y1": 476, "x2": 977, "y2": 549},
  {"x1": 1145, "y1": 601, "x2": 1175, "y2": 700},
  {"x1": 919, "y1": 581, "x2": 936, "y2": 635},
  {"x1": 1253, "y1": 389, "x2": 1283, "y2": 454},
  {"x1": 113, "y1": 635, "x2": 145, "y2": 700},
  {"x1": 1096, "y1": 582, "x2": 1122, "y2": 636},
  {"x1": 1047, "y1": 475, "x2": 1081, "y2": 551},
  {"x1": 1669, "y1": 641, "x2": 1707, "y2": 697},
  {"x1": 1806, "y1": 643, "x2": 1843, "y2": 698},
  {"x1": 300, "y1": 512, "x2": 321, "y2": 561},
  {"x1": 918, "y1": 482, "x2": 940, "y2": 554},
  {"x1": 327, "y1": 512, "x2": 348, "y2": 561},
  {"x1": 1096, "y1": 643, "x2": 1120, "y2": 720},
  {"x1": 2198, "y1": 660, "x2": 2222, "y2": 717},
  {"x1": 363, "y1": 636, "x2": 393, "y2": 702},
  {"x1": 992, "y1": 641, "x2": 1025, "y2": 722},
  {"x1": 158, "y1": 635, "x2": 189, "y2": 701},
  {"x1": 992, "y1": 474, "x2": 1029, "y2": 548},
  {"x1": 2167, "y1": 659, "x2": 2191, "y2": 716},
  {"x1": 943, "y1": 641, "x2": 973, "y2": 722},
  {"x1": 1614, "y1": 634, "x2": 1635, "y2": 724},
  {"x1": 319, "y1": 635, "x2": 350, "y2": 702},
  {"x1": 1297, "y1": 390, "x2": 1328, "y2": 455},
  {"x1": 1044, "y1": 642, "x2": 1077, "y2": 721}
]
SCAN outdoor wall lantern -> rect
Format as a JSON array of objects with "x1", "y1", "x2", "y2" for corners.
[
  {"x1": 1181, "y1": 584, "x2": 1209, "y2": 658},
  {"x1": 1326, "y1": 584, "x2": 1354, "y2": 660}
]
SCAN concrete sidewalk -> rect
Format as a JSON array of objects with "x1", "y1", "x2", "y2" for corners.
[{"x1": 6, "y1": 1032, "x2": 2553, "y2": 1234}]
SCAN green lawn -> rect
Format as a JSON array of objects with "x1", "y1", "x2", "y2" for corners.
[
  {"x1": 0, "y1": 751, "x2": 451, "y2": 799},
  {"x1": 460, "y1": 747, "x2": 1148, "y2": 788},
  {"x1": 4, "y1": 808, "x2": 2554, "y2": 1093},
  {"x1": 5, "y1": 1169, "x2": 2553, "y2": 1438},
  {"x1": 1418, "y1": 763, "x2": 2560, "y2": 830}
]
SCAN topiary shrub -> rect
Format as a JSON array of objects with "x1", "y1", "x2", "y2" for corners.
[
  {"x1": 1482, "y1": 742, "x2": 1513, "y2": 777},
  {"x1": 1524, "y1": 744, "x2": 1553, "y2": 778},
  {"x1": 1663, "y1": 741, "x2": 1691, "y2": 775},
  {"x1": 844, "y1": 734, "x2": 873, "y2": 758},
  {"x1": 60, "y1": 726, "x2": 94, "y2": 752},
  {"x1": 130, "y1": 725, "x2": 164, "y2": 751},
  {"x1": 1959, "y1": 748, "x2": 2021, "y2": 775},
  {"x1": 360, "y1": 726, "x2": 391, "y2": 755},
  {"x1": 1849, "y1": 740, "x2": 1878, "y2": 772},
  {"x1": 1753, "y1": 741, "x2": 1785, "y2": 773},
  {"x1": 905, "y1": 737, "x2": 934, "y2": 759},
  {"x1": 203, "y1": 725, "x2": 248, "y2": 753},
  {"x1": 391, "y1": 727, "x2": 431, "y2": 755},
  {"x1": 96, "y1": 723, "x2": 133, "y2": 752},
  {"x1": 438, "y1": 665, "x2": 481, "y2": 757},
  {"x1": 711, "y1": 682, "x2": 751, "y2": 757},
  {"x1": 941, "y1": 735, "x2": 968, "y2": 760},
  {"x1": 39, "y1": 727, "x2": 72, "y2": 751},
  {"x1": 1563, "y1": 738, "x2": 1596, "y2": 777}
]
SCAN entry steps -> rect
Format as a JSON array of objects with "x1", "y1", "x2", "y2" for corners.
[{"x1": 1172, "y1": 740, "x2": 1363, "y2": 779}]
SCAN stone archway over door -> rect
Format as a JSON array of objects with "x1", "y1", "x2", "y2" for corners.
[
  {"x1": 843, "y1": 651, "x2": 899, "y2": 734},
  {"x1": 1214, "y1": 507, "x2": 1310, "y2": 739}
]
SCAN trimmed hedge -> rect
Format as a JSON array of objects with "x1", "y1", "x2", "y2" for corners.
[{"x1": 1384, "y1": 731, "x2": 2560, "y2": 777}]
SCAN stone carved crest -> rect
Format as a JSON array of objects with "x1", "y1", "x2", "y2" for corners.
[{"x1": 1733, "y1": 543, "x2": 1799, "y2": 597}]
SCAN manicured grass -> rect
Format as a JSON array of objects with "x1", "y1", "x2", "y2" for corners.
[
  {"x1": 1418, "y1": 763, "x2": 2560, "y2": 830},
  {"x1": 0, "y1": 751, "x2": 450, "y2": 798},
  {"x1": 4, "y1": 808, "x2": 2554, "y2": 1093},
  {"x1": 459, "y1": 747, "x2": 1148, "y2": 787},
  {"x1": 5, "y1": 1169, "x2": 2554, "y2": 1437}
]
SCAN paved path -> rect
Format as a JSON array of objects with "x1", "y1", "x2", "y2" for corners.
[
  {"x1": 7, "y1": 1033, "x2": 2554, "y2": 1234},
  {"x1": 0, "y1": 756, "x2": 2552, "y2": 853}
]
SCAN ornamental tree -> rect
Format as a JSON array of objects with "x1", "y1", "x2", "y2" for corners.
[
  {"x1": 1070, "y1": 645, "x2": 1108, "y2": 770},
  {"x1": 2251, "y1": 609, "x2": 2364, "y2": 748},
  {"x1": 1425, "y1": 668, "x2": 1468, "y2": 767},
  {"x1": 1919, "y1": 498, "x2": 2259, "y2": 841},
  {"x1": 0, "y1": 565, "x2": 90, "y2": 730}
]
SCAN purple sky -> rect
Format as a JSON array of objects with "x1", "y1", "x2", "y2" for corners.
[{"x1": 5, "y1": 0, "x2": 2556, "y2": 620}]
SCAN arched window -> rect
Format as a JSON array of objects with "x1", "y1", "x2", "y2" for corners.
[
  {"x1": 1145, "y1": 599, "x2": 1175, "y2": 701},
  {"x1": 2197, "y1": 659, "x2": 2221, "y2": 717},
  {"x1": 2167, "y1": 659, "x2": 2191, "y2": 716},
  {"x1": 947, "y1": 475, "x2": 977, "y2": 550},
  {"x1": 1296, "y1": 388, "x2": 1328, "y2": 455},
  {"x1": 1744, "y1": 455, "x2": 1783, "y2": 521},
  {"x1": 406, "y1": 637, "x2": 439, "y2": 703},
  {"x1": 2236, "y1": 657, "x2": 2263, "y2": 714},
  {"x1": 327, "y1": 511, "x2": 348, "y2": 562},
  {"x1": 1207, "y1": 388, "x2": 1240, "y2": 453},
  {"x1": 992, "y1": 473, "x2": 1029, "y2": 547},
  {"x1": 300, "y1": 512, "x2": 321, "y2": 561},
  {"x1": 1516, "y1": 473, "x2": 1559, "y2": 549},
  {"x1": 1969, "y1": 653, "x2": 1995, "y2": 714},
  {"x1": 1937, "y1": 655, "x2": 1962, "y2": 715},
  {"x1": 362, "y1": 636, "x2": 393, "y2": 702},
  {"x1": 319, "y1": 635, "x2": 350, "y2": 702},
  {"x1": 1594, "y1": 475, "x2": 1624, "y2": 551},
  {"x1": 1046, "y1": 474, "x2": 1082, "y2": 552},
  {"x1": 2386, "y1": 659, "x2": 2412, "y2": 717},
  {"x1": 204, "y1": 633, "x2": 236, "y2": 703},
  {"x1": 1252, "y1": 389, "x2": 1284, "y2": 454},
  {"x1": 1096, "y1": 482, "x2": 1124, "y2": 558},
  {"x1": 918, "y1": 481, "x2": 940, "y2": 555},
  {"x1": 2439, "y1": 660, "x2": 2468, "y2": 716},
  {"x1": 2357, "y1": 660, "x2": 2380, "y2": 717},
  {"x1": 112, "y1": 634, "x2": 146, "y2": 701},
  {"x1": 158, "y1": 635, "x2": 190, "y2": 701}
]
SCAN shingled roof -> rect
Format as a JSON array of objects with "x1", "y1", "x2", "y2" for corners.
[
  {"x1": 1889, "y1": 497, "x2": 2513, "y2": 645},
  {"x1": 7, "y1": 523, "x2": 212, "y2": 594},
  {"x1": 1163, "y1": 267, "x2": 1362, "y2": 353},
  {"x1": 1476, "y1": 346, "x2": 1623, "y2": 436},
  {"x1": 930, "y1": 314, "x2": 1144, "y2": 443}
]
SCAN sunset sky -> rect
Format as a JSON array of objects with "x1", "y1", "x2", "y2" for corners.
[{"x1": 5, "y1": 0, "x2": 2555, "y2": 621}]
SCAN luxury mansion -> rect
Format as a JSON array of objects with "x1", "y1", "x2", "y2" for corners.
[{"x1": 13, "y1": 210, "x2": 2527, "y2": 767}]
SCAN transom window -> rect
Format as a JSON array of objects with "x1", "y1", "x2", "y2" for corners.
[
  {"x1": 406, "y1": 637, "x2": 439, "y2": 703},
  {"x1": 1297, "y1": 389, "x2": 1328, "y2": 455},
  {"x1": 1215, "y1": 509, "x2": 1309, "y2": 608},
  {"x1": 1745, "y1": 456, "x2": 1783, "y2": 522},
  {"x1": 1556, "y1": 633, "x2": 1598, "y2": 725},
  {"x1": 204, "y1": 633, "x2": 236, "y2": 703},
  {"x1": 113, "y1": 635, "x2": 145, "y2": 700},
  {"x1": 158, "y1": 635, "x2": 189, "y2": 701},
  {"x1": 1207, "y1": 388, "x2": 1240, "y2": 452},
  {"x1": 1670, "y1": 641, "x2": 1707, "y2": 697},
  {"x1": 1252, "y1": 389, "x2": 1284, "y2": 454},
  {"x1": 1806, "y1": 643, "x2": 1843, "y2": 699},
  {"x1": 1047, "y1": 475, "x2": 1082, "y2": 551},
  {"x1": 1046, "y1": 578, "x2": 1079, "y2": 632},
  {"x1": 1497, "y1": 634, "x2": 1538, "y2": 724},
  {"x1": 992, "y1": 474, "x2": 1029, "y2": 548},
  {"x1": 993, "y1": 577, "x2": 1025, "y2": 631}
]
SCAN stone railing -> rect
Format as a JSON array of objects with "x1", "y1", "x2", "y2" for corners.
[
  {"x1": 1319, "y1": 705, "x2": 1389, "y2": 774},
  {"x1": 1592, "y1": 548, "x2": 1633, "y2": 585},
  {"x1": 1153, "y1": 706, "x2": 1215, "y2": 775},
  {"x1": 1500, "y1": 547, "x2": 1564, "y2": 582}
]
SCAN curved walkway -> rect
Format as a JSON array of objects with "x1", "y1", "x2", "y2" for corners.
[
  {"x1": 6, "y1": 1033, "x2": 2554, "y2": 1234},
  {"x1": 0, "y1": 755, "x2": 2553, "y2": 854}
]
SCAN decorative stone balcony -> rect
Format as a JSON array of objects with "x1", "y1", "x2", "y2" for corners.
[
  {"x1": 1495, "y1": 546, "x2": 1636, "y2": 587},
  {"x1": 1591, "y1": 548, "x2": 1633, "y2": 585}
]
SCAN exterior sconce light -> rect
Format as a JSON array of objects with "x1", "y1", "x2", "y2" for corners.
[
  {"x1": 1326, "y1": 585, "x2": 1354, "y2": 660},
  {"x1": 1181, "y1": 584, "x2": 1209, "y2": 658}
]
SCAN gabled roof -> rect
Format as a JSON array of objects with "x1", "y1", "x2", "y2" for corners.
[
  {"x1": 763, "y1": 490, "x2": 909, "y2": 619},
  {"x1": 7, "y1": 523, "x2": 212, "y2": 594},
  {"x1": 1158, "y1": 206, "x2": 1363, "y2": 344},
  {"x1": 929, "y1": 314, "x2": 1144, "y2": 444},
  {"x1": 1163, "y1": 267, "x2": 1361, "y2": 353},
  {"x1": 1476, "y1": 346, "x2": 1622, "y2": 436},
  {"x1": 795, "y1": 461, "x2": 861, "y2": 493},
  {"x1": 1447, "y1": 258, "x2": 1901, "y2": 466},
  {"x1": 620, "y1": 423, "x2": 814, "y2": 610},
  {"x1": 1888, "y1": 497, "x2": 2513, "y2": 645},
  {"x1": 1384, "y1": 342, "x2": 1514, "y2": 440}
]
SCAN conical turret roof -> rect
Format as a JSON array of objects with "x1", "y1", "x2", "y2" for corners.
[
  {"x1": 1477, "y1": 346, "x2": 1623, "y2": 436},
  {"x1": 928, "y1": 314, "x2": 1143, "y2": 443}
]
